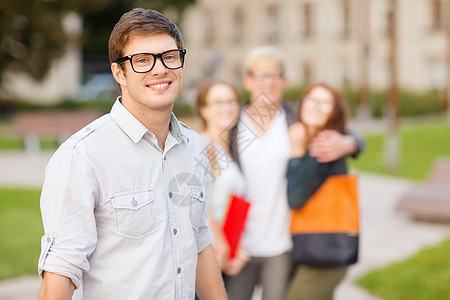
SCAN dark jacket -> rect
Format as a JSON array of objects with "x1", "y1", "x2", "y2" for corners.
[{"x1": 286, "y1": 154, "x2": 347, "y2": 209}]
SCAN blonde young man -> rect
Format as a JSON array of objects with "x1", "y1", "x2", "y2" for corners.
[
  {"x1": 226, "y1": 46, "x2": 364, "y2": 300},
  {"x1": 38, "y1": 8, "x2": 226, "y2": 300}
]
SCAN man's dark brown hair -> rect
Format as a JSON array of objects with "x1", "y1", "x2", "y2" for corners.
[{"x1": 108, "y1": 8, "x2": 183, "y2": 65}]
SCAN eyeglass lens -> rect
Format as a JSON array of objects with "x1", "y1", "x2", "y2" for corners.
[{"x1": 131, "y1": 50, "x2": 184, "y2": 73}]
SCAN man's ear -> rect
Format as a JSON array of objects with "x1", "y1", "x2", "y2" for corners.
[{"x1": 111, "y1": 63, "x2": 127, "y2": 87}]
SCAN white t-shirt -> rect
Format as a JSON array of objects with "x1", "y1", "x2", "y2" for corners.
[{"x1": 237, "y1": 108, "x2": 293, "y2": 257}]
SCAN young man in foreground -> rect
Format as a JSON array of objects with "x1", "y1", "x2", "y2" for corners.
[{"x1": 38, "y1": 8, "x2": 226, "y2": 300}]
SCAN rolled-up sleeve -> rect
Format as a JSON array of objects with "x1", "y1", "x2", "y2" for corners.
[
  {"x1": 194, "y1": 154, "x2": 214, "y2": 253},
  {"x1": 38, "y1": 146, "x2": 98, "y2": 289},
  {"x1": 348, "y1": 130, "x2": 366, "y2": 158}
]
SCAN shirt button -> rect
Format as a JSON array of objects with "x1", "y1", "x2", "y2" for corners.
[
  {"x1": 173, "y1": 228, "x2": 177, "y2": 235},
  {"x1": 132, "y1": 199, "x2": 138, "y2": 206},
  {"x1": 168, "y1": 192, "x2": 173, "y2": 198},
  {"x1": 46, "y1": 237, "x2": 51, "y2": 243},
  {"x1": 163, "y1": 156, "x2": 167, "y2": 160},
  {"x1": 177, "y1": 267, "x2": 181, "y2": 274},
  {"x1": 200, "y1": 192, "x2": 204, "y2": 198}
]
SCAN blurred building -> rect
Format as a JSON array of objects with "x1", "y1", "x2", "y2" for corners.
[
  {"x1": 2, "y1": 1, "x2": 447, "y2": 104},
  {"x1": 2, "y1": 13, "x2": 82, "y2": 104},
  {"x1": 181, "y1": 0, "x2": 448, "y2": 92}
]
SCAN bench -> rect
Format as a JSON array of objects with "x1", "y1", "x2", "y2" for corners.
[
  {"x1": 396, "y1": 157, "x2": 450, "y2": 222},
  {"x1": 13, "y1": 110, "x2": 101, "y2": 153}
]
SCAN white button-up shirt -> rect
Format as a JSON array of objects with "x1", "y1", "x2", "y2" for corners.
[{"x1": 38, "y1": 99, "x2": 213, "y2": 300}]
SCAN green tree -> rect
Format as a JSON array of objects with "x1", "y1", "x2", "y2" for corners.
[
  {"x1": 83, "y1": 0, "x2": 196, "y2": 56},
  {"x1": 0, "y1": 0, "x2": 195, "y2": 85}
]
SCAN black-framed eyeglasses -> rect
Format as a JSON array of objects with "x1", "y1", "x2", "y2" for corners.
[{"x1": 116, "y1": 49, "x2": 186, "y2": 73}]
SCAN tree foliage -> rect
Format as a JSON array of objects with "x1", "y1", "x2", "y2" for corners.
[
  {"x1": 0, "y1": 0, "x2": 196, "y2": 84},
  {"x1": 83, "y1": 0, "x2": 195, "y2": 55}
]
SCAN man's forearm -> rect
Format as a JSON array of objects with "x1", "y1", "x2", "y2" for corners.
[
  {"x1": 39, "y1": 271, "x2": 75, "y2": 300},
  {"x1": 343, "y1": 134, "x2": 358, "y2": 157},
  {"x1": 348, "y1": 130, "x2": 366, "y2": 158},
  {"x1": 195, "y1": 245, "x2": 228, "y2": 300}
]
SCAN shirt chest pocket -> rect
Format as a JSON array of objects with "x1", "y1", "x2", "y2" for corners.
[
  {"x1": 188, "y1": 185, "x2": 205, "y2": 230},
  {"x1": 111, "y1": 190, "x2": 159, "y2": 239}
]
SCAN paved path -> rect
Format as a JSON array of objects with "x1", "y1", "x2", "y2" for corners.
[
  {"x1": 0, "y1": 151, "x2": 449, "y2": 299},
  {"x1": 0, "y1": 150, "x2": 53, "y2": 188},
  {"x1": 335, "y1": 172, "x2": 450, "y2": 300}
]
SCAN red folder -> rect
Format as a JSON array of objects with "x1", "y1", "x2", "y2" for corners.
[{"x1": 222, "y1": 194, "x2": 251, "y2": 259}]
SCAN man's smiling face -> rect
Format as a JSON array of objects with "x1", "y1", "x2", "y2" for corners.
[{"x1": 112, "y1": 33, "x2": 184, "y2": 114}]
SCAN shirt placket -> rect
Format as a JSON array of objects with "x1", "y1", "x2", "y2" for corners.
[{"x1": 162, "y1": 151, "x2": 185, "y2": 299}]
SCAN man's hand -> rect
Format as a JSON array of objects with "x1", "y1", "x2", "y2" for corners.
[
  {"x1": 309, "y1": 130, "x2": 357, "y2": 163},
  {"x1": 39, "y1": 271, "x2": 75, "y2": 300},
  {"x1": 196, "y1": 245, "x2": 228, "y2": 300},
  {"x1": 223, "y1": 248, "x2": 249, "y2": 276}
]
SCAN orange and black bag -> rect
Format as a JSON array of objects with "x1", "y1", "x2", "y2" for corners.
[{"x1": 290, "y1": 174, "x2": 359, "y2": 267}]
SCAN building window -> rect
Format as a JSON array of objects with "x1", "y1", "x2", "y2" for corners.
[
  {"x1": 266, "y1": 5, "x2": 279, "y2": 43},
  {"x1": 205, "y1": 51, "x2": 223, "y2": 77},
  {"x1": 430, "y1": 0, "x2": 443, "y2": 31},
  {"x1": 302, "y1": 62, "x2": 312, "y2": 84},
  {"x1": 341, "y1": 0, "x2": 351, "y2": 39},
  {"x1": 341, "y1": 62, "x2": 351, "y2": 87},
  {"x1": 233, "y1": 61, "x2": 243, "y2": 80},
  {"x1": 429, "y1": 60, "x2": 445, "y2": 90},
  {"x1": 302, "y1": 3, "x2": 313, "y2": 39},
  {"x1": 204, "y1": 9, "x2": 215, "y2": 46},
  {"x1": 233, "y1": 7, "x2": 244, "y2": 44}
]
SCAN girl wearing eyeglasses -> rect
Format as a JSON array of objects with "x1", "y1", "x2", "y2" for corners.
[
  {"x1": 285, "y1": 83, "x2": 354, "y2": 300},
  {"x1": 195, "y1": 79, "x2": 250, "y2": 278}
]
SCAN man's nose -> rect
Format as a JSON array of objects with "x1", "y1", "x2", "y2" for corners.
[{"x1": 151, "y1": 57, "x2": 168, "y2": 74}]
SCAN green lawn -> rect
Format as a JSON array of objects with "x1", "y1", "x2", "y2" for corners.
[
  {"x1": 356, "y1": 239, "x2": 450, "y2": 300},
  {"x1": 350, "y1": 119, "x2": 450, "y2": 181},
  {"x1": 352, "y1": 119, "x2": 450, "y2": 298},
  {"x1": 0, "y1": 136, "x2": 58, "y2": 150},
  {"x1": 0, "y1": 188, "x2": 43, "y2": 280},
  {"x1": 0, "y1": 136, "x2": 23, "y2": 149}
]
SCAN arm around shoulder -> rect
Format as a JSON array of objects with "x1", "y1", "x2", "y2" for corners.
[{"x1": 309, "y1": 129, "x2": 364, "y2": 163}]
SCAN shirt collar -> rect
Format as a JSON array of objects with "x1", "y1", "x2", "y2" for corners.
[
  {"x1": 111, "y1": 97, "x2": 185, "y2": 144},
  {"x1": 168, "y1": 114, "x2": 185, "y2": 143}
]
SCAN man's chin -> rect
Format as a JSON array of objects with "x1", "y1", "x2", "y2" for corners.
[{"x1": 150, "y1": 100, "x2": 176, "y2": 112}]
